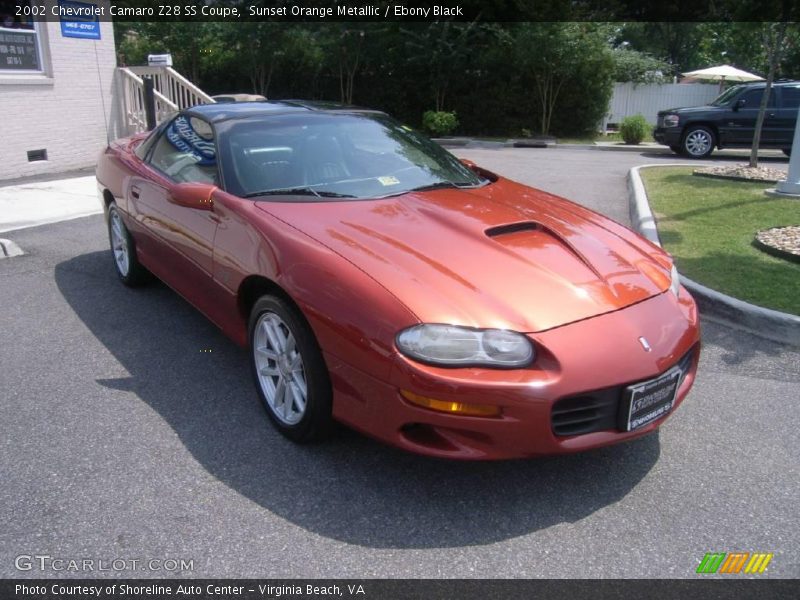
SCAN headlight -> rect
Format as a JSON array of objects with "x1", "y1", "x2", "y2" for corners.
[
  {"x1": 664, "y1": 114, "x2": 680, "y2": 127},
  {"x1": 396, "y1": 324, "x2": 534, "y2": 368},
  {"x1": 669, "y1": 264, "x2": 681, "y2": 297}
]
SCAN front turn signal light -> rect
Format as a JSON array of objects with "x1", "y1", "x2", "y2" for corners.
[{"x1": 400, "y1": 390, "x2": 501, "y2": 417}]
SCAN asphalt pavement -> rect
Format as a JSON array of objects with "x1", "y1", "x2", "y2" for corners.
[{"x1": 0, "y1": 146, "x2": 797, "y2": 578}]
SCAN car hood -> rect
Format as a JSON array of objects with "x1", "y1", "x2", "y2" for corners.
[
  {"x1": 659, "y1": 105, "x2": 720, "y2": 115},
  {"x1": 255, "y1": 178, "x2": 673, "y2": 333}
]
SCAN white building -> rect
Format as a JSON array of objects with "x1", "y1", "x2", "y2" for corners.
[{"x1": 0, "y1": 0, "x2": 116, "y2": 181}]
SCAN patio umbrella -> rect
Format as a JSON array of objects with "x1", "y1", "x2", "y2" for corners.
[{"x1": 681, "y1": 64, "x2": 764, "y2": 91}]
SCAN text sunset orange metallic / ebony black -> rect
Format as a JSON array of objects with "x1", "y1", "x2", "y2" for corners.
[{"x1": 96, "y1": 101, "x2": 700, "y2": 459}]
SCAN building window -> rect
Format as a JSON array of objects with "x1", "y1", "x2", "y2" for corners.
[{"x1": 0, "y1": 0, "x2": 44, "y2": 73}]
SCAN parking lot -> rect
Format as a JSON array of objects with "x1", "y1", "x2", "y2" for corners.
[{"x1": 1, "y1": 146, "x2": 798, "y2": 578}]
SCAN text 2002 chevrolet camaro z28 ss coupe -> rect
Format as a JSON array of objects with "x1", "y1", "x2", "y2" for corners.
[{"x1": 96, "y1": 101, "x2": 700, "y2": 460}]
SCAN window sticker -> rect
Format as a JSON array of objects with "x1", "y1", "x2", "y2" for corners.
[
  {"x1": 377, "y1": 176, "x2": 400, "y2": 186},
  {"x1": 166, "y1": 116, "x2": 216, "y2": 165}
]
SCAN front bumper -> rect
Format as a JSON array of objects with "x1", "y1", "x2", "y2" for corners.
[
  {"x1": 328, "y1": 289, "x2": 700, "y2": 460},
  {"x1": 653, "y1": 127, "x2": 682, "y2": 148}
]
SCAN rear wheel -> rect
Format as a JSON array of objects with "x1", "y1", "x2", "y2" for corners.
[
  {"x1": 681, "y1": 126, "x2": 715, "y2": 158},
  {"x1": 249, "y1": 295, "x2": 333, "y2": 442},
  {"x1": 107, "y1": 203, "x2": 150, "y2": 286}
]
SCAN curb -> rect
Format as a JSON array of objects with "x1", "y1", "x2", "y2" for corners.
[
  {"x1": 435, "y1": 138, "x2": 557, "y2": 149},
  {"x1": 0, "y1": 238, "x2": 24, "y2": 258},
  {"x1": 628, "y1": 164, "x2": 800, "y2": 347},
  {"x1": 594, "y1": 143, "x2": 668, "y2": 153}
]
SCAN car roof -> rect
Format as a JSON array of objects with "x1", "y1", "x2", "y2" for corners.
[
  {"x1": 184, "y1": 100, "x2": 385, "y2": 124},
  {"x1": 733, "y1": 80, "x2": 798, "y2": 89}
]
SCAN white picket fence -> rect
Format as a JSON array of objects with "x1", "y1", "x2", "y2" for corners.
[{"x1": 603, "y1": 82, "x2": 721, "y2": 129}]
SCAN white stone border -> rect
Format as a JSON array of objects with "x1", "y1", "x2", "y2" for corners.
[{"x1": 628, "y1": 164, "x2": 800, "y2": 347}]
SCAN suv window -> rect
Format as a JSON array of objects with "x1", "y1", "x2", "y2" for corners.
[
  {"x1": 737, "y1": 88, "x2": 776, "y2": 109},
  {"x1": 148, "y1": 115, "x2": 219, "y2": 184},
  {"x1": 781, "y1": 86, "x2": 800, "y2": 109}
]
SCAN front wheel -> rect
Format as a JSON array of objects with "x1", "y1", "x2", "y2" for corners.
[
  {"x1": 681, "y1": 126, "x2": 716, "y2": 159},
  {"x1": 107, "y1": 203, "x2": 150, "y2": 286},
  {"x1": 249, "y1": 295, "x2": 333, "y2": 443}
]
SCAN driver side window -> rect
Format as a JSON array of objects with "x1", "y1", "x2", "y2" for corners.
[{"x1": 148, "y1": 115, "x2": 219, "y2": 184}]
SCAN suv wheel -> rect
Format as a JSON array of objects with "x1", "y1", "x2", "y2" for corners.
[{"x1": 681, "y1": 126, "x2": 715, "y2": 158}]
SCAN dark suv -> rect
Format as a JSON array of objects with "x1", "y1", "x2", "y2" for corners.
[{"x1": 653, "y1": 81, "x2": 800, "y2": 158}]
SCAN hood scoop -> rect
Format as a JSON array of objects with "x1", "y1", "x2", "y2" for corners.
[
  {"x1": 485, "y1": 221, "x2": 540, "y2": 237},
  {"x1": 485, "y1": 220, "x2": 610, "y2": 286}
]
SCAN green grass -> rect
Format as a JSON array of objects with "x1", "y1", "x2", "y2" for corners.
[{"x1": 641, "y1": 167, "x2": 800, "y2": 315}]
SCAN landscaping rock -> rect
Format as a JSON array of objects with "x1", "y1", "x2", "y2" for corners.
[
  {"x1": 754, "y1": 225, "x2": 800, "y2": 264},
  {"x1": 693, "y1": 164, "x2": 788, "y2": 183}
]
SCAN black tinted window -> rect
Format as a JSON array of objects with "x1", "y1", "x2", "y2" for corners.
[
  {"x1": 738, "y1": 88, "x2": 775, "y2": 108},
  {"x1": 781, "y1": 86, "x2": 800, "y2": 109},
  {"x1": 148, "y1": 115, "x2": 218, "y2": 184}
]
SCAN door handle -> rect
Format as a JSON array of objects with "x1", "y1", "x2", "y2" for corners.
[
  {"x1": 130, "y1": 185, "x2": 141, "y2": 199},
  {"x1": 768, "y1": 112, "x2": 776, "y2": 118}
]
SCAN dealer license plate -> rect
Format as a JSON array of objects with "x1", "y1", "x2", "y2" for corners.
[{"x1": 624, "y1": 367, "x2": 682, "y2": 431}]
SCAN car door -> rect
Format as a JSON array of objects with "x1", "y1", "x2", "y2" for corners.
[
  {"x1": 128, "y1": 114, "x2": 221, "y2": 307},
  {"x1": 727, "y1": 87, "x2": 779, "y2": 145},
  {"x1": 774, "y1": 85, "x2": 800, "y2": 148}
]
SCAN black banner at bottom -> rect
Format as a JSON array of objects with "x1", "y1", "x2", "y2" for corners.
[{"x1": 2, "y1": 579, "x2": 798, "y2": 600}]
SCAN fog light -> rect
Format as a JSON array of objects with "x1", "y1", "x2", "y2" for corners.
[{"x1": 400, "y1": 389, "x2": 501, "y2": 417}]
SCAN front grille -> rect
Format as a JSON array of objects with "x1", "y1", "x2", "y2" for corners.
[
  {"x1": 551, "y1": 386, "x2": 620, "y2": 436},
  {"x1": 551, "y1": 347, "x2": 696, "y2": 437}
]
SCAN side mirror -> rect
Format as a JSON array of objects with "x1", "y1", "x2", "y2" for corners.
[
  {"x1": 460, "y1": 158, "x2": 478, "y2": 169},
  {"x1": 733, "y1": 98, "x2": 745, "y2": 112},
  {"x1": 169, "y1": 182, "x2": 216, "y2": 211}
]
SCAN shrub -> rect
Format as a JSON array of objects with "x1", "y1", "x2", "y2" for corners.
[
  {"x1": 422, "y1": 110, "x2": 459, "y2": 136},
  {"x1": 619, "y1": 114, "x2": 650, "y2": 145}
]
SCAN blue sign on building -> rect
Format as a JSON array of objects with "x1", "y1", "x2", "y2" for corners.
[{"x1": 59, "y1": 1, "x2": 101, "y2": 40}]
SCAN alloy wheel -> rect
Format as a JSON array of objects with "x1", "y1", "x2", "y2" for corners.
[
  {"x1": 109, "y1": 210, "x2": 130, "y2": 276},
  {"x1": 685, "y1": 130, "x2": 712, "y2": 157},
  {"x1": 253, "y1": 311, "x2": 308, "y2": 425}
]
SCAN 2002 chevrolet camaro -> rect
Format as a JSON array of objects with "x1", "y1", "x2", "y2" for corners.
[{"x1": 96, "y1": 101, "x2": 700, "y2": 460}]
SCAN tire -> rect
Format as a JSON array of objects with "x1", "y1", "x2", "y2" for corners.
[
  {"x1": 681, "y1": 126, "x2": 716, "y2": 159},
  {"x1": 107, "y1": 202, "x2": 150, "y2": 286},
  {"x1": 248, "y1": 295, "x2": 333, "y2": 443},
  {"x1": 783, "y1": 148, "x2": 792, "y2": 158}
]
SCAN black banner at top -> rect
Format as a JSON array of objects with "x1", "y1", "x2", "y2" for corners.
[{"x1": 3, "y1": 0, "x2": 800, "y2": 23}]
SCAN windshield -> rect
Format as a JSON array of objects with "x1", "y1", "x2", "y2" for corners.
[
  {"x1": 710, "y1": 85, "x2": 743, "y2": 107},
  {"x1": 216, "y1": 112, "x2": 486, "y2": 200}
]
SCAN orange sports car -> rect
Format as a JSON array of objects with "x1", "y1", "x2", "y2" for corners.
[{"x1": 95, "y1": 101, "x2": 700, "y2": 460}]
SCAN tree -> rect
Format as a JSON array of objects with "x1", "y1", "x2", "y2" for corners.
[
  {"x1": 515, "y1": 23, "x2": 614, "y2": 136},
  {"x1": 402, "y1": 21, "x2": 479, "y2": 112},
  {"x1": 611, "y1": 47, "x2": 673, "y2": 83},
  {"x1": 750, "y1": 23, "x2": 789, "y2": 168},
  {"x1": 613, "y1": 23, "x2": 705, "y2": 74},
  {"x1": 340, "y1": 28, "x2": 366, "y2": 105}
]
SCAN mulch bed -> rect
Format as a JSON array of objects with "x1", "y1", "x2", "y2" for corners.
[
  {"x1": 753, "y1": 225, "x2": 800, "y2": 264},
  {"x1": 693, "y1": 164, "x2": 788, "y2": 183}
]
